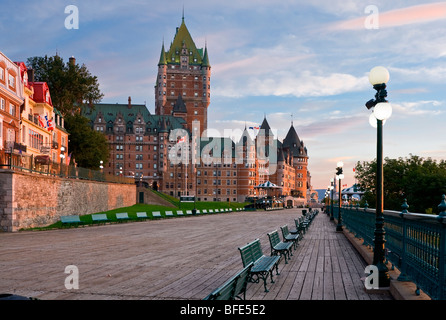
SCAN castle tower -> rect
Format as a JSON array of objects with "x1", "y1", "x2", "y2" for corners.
[
  {"x1": 155, "y1": 16, "x2": 211, "y2": 137},
  {"x1": 282, "y1": 123, "x2": 309, "y2": 199}
]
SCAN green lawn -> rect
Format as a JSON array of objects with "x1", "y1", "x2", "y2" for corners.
[{"x1": 31, "y1": 200, "x2": 251, "y2": 231}]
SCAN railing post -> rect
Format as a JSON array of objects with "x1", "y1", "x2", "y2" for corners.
[
  {"x1": 436, "y1": 195, "x2": 446, "y2": 300},
  {"x1": 397, "y1": 199, "x2": 410, "y2": 281}
]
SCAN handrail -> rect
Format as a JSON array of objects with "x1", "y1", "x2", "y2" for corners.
[{"x1": 333, "y1": 197, "x2": 446, "y2": 300}]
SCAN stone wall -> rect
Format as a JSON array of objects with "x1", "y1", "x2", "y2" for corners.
[{"x1": 0, "y1": 169, "x2": 136, "y2": 232}]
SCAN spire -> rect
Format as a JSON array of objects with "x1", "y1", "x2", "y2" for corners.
[
  {"x1": 283, "y1": 124, "x2": 307, "y2": 157},
  {"x1": 173, "y1": 94, "x2": 187, "y2": 113},
  {"x1": 158, "y1": 41, "x2": 167, "y2": 66},
  {"x1": 202, "y1": 43, "x2": 210, "y2": 67},
  {"x1": 259, "y1": 115, "x2": 271, "y2": 131}
]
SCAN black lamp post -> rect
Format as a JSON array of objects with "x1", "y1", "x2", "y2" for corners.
[
  {"x1": 335, "y1": 161, "x2": 344, "y2": 232},
  {"x1": 366, "y1": 66, "x2": 392, "y2": 288}
]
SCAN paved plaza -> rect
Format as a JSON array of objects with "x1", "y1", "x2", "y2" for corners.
[{"x1": 0, "y1": 208, "x2": 392, "y2": 300}]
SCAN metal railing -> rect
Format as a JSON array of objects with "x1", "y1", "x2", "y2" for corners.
[
  {"x1": 0, "y1": 154, "x2": 134, "y2": 184},
  {"x1": 332, "y1": 198, "x2": 446, "y2": 300}
]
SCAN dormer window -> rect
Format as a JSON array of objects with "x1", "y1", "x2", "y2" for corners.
[
  {"x1": 45, "y1": 91, "x2": 51, "y2": 103},
  {"x1": 8, "y1": 74, "x2": 15, "y2": 88}
]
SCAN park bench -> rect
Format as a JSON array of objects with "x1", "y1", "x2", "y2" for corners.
[
  {"x1": 203, "y1": 262, "x2": 254, "y2": 300},
  {"x1": 136, "y1": 212, "x2": 148, "y2": 220},
  {"x1": 214, "y1": 209, "x2": 219, "y2": 213},
  {"x1": 152, "y1": 211, "x2": 162, "y2": 218},
  {"x1": 280, "y1": 224, "x2": 299, "y2": 250},
  {"x1": 60, "y1": 215, "x2": 84, "y2": 227},
  {"x1": 165, "y1": 211, "x2": 173, "y2": 217},
  {"x1": 299, "y1": 216, "x2": 309, "y2": 234},
  {"x1": 267, "y1": 230, "x2": 293, "y2": 264},
  {"x1": 209, "y1": 209, "x2": 214, "y2": 213},
  {"x1": 91, "y1": 214, "x2": 110, "y2": 224},
  {"x1": 116, "y1": 212, "x2": 130, "y2": 222},
  {"x1": 293, "y1": 219, "x2": 306, "y2": 238},
  {"x1": 202, "y1": 209, "x2": 208, "y2": 214},
  {"x1": 238, "y1": 239, "x2": 280, "y2": 292},
  {"x1": 186, "y1": 210, "x2": 193, "y2": 215},
  {"x1": 176, "y1": 210, "x2": 184, "y2": 216}
]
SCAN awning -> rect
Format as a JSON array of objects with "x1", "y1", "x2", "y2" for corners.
[{"x1": 254, "y1": 181, "x2": 282, "y2": 189}]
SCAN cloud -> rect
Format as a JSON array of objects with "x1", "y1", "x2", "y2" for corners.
[
  {"x1": 214, "y1": 71, "x2": 369, "y2": 99},
  {"x1": 332, "y1": 2, "x2": 446, "y2": 30},
  {"x1": 389, "y1": 65, "x2": 446, "y2": 83},
  {"x1": 392, "y1": 100, "x2": 444, "y2": 116}
]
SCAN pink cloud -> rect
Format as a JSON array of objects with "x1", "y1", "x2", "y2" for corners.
[{"x1": 333, "y1": 2, "x2": 446, "y2": 30}]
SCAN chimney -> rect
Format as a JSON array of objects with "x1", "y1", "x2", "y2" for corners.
[
  {"x1": 27, "y1": 69, "x2": 34, "y2": 82},
  {"x1": 69, "y1": 56, "x2": 76, "y2": 66},
  {"x1": 128, "y1": 96, "x2": 132, "y2": 109}
]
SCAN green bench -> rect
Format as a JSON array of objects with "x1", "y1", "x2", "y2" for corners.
[
  {"x1": 291, "y1": 218, "x2": 304, "y2": 239},
  {"x1": 267, "y1": 230, "x2": 293, "y2": 264},
  {"x1": 280, "y1": 225, "x2": 300, "y2": 250},
  {"x1": 60, "y1": 215, "x2": 84, "y2": 227},
  {"x1": 116, "y1": 212, "x2": 130, "y2": 222},
  {"x1": 299, "y1": 216, "x2": 309, "y2": 234},
  {"x1": 203, "y1": 262, "x2": 253, "y2": 300},
  {"x1": 136, "y1": 212, "x2": 148, "y2": 220},
  {"x1": 91, "y1": 214, "x2": 110, "y2": 224},
  {"x1": 238, "y1": 239, "x2": 280, "y2": 292},
  {"x1": 152, "y1": 211, "x2": 162, "y2": 218}
]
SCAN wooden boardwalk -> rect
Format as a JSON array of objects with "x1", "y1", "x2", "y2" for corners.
[{"x1": 0, "y1": 208, "x2": 392, "y2": 300}]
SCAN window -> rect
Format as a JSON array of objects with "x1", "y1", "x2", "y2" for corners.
[
  {"x1": 9, "y1": 103, "x2": 15, "y2": 117},
  {"x1": 0, "y1": 67, "x2": 4, "y2": 81},
  {"x1": 8, "y1": 74, "x2": 15, "y2": 88},
  {"x1": 0, "y1": 98, "x2": 5, "y2": 111}
]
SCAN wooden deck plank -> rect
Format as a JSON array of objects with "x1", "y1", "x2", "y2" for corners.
[{"x1": 0, "y1": 209, "x2": 393, "y2": 300}]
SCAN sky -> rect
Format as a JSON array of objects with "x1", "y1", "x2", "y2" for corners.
[{"x1": 1, "y1": 0, "x2": 445, "y2": 189}]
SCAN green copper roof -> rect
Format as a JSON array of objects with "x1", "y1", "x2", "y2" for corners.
[
  {"x1": 165, "y1": 18, "x2": 208, "y2": 66},
  {"x1": 202, "y1": 46, "x2": 210, "y2": 67},
  {"x1": 84, "y1": 103, "x2": 186, "y2": 135},
  {"x1": 158, "y1": 42, "x2": 167, "y2": 66}
]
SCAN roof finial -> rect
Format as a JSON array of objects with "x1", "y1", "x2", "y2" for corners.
[
  {"x1": 182, "y1": 5, "x2": 185, "y2": 22},
  {"x1": 291, "y1": 113, "x2": 293, "y2": 126}
]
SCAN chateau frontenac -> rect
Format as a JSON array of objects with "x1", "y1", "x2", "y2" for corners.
[{"x1": 86, "y1": 16, "x2": 314, "y2": 206}]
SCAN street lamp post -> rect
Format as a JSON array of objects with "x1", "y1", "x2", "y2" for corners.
[
  {"x1": 366, "y1": 66, "x2": 392, "y2": 288},
  {"x1": 335, "y1": 161, "x2": 344, "y2": 232}
]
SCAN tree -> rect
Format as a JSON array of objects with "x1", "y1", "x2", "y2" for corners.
[
  {"x1": 64, "y1": 113, "x2": 109, "y2": 169},
  {"x1": 355, "y1": 155, "x2": 446, "y2": 214},
  {"x1": 27, "y1": 55, "x2": 107, "y2": 169},
  {"x1": 26, "y1": 55, "x2": 103, "y2": 115}
]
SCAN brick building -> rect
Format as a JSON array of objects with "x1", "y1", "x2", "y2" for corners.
[{"x1": 87, "y1": 16, "x2": 312, "y2": 205}]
